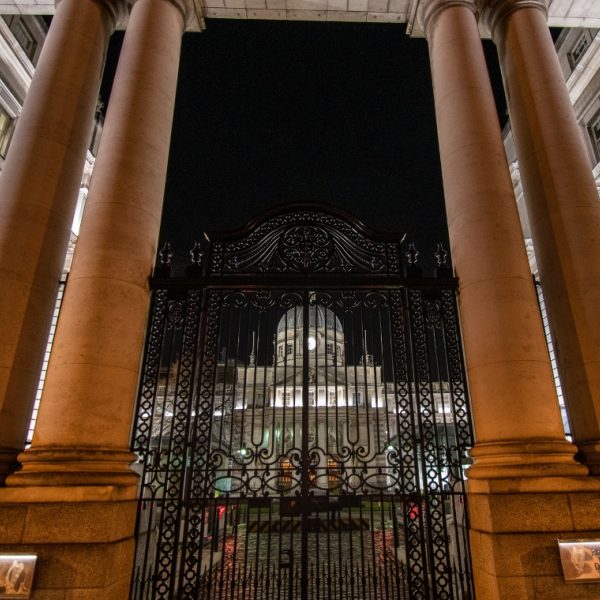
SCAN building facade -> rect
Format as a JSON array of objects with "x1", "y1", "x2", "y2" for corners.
[{"x1": 1, "y1": 0, "x2": 600, "y2": 599}]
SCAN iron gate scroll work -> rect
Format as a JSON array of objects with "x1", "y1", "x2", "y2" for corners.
[{"x1": 130, "y1": 205, "x2": 474, "y2": 600}]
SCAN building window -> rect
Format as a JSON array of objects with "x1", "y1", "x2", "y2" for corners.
[
  {"x1": 327, "y1": 342, "x2": 334, "y2": 354},
  {"x1": 254, "y1": 391, "x2": 265, "y2": 406},
  {"x1": 286, "y1": 343, "x2": 293, "y2": 356},
  {"x1": 4, "y1": 16, "x2": 37, "y2": 61},
  {"x1": 568, "y1": 33, "x2": 590, "y2": 68},
  {"x1": 588, "y1": 109, "x2": 600, "y2": 161},
  {"x1": 0, "y1": 106, "x2": 15, "y2": 158},
  {"x1": 352, "y1": 392, "x2": 361, "y2": 406},
  {"x1": 277, "y1": 458, "x2": 293, "y2": 490},
  {"x1": 327, "y1": 458, "x2": 341, "y2": 489}
]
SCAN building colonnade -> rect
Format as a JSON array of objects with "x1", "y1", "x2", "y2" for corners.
[{"x1": 0, "y1": 0, "x2": 600, "y2": 597}]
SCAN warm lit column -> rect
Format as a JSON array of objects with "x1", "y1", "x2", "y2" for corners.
[
  {"x1": 423, "y1": 0, "x2": 585, "y2": 479},
  {"x1": 0, "y1": 0, "x2": 122, "y2": 481},
  {"x1": 482, "y1": 0, "x2": 600, "y2": 474},
  {"x1": 8, "y1": 0, "x2": 188, "y2": 486}
]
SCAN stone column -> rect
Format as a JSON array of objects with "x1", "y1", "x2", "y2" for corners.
[
  {"x1": 8, "y1": 0, "x2": 188, "y2": 487},
  {"x1": 424, "y1": 3, "x2": 600, "y2": 598},
  {"x1": 0, "y1": 0, "x2": 122, "y2": 481},
  {"x1": 423, "y1": 0, "x2": 584, "y2": 480},
  {"x1": 482, "y1": 0, "x2": 600, "y2": 474}
]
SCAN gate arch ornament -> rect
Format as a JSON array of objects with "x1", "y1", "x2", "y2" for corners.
[{"x1": 130, "y1": 204, "x2": 475, "y2": 599}]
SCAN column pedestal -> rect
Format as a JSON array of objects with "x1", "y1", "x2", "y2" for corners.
[
  {"x1": 0, "y1": 486, "x2": 137, "y2": 600},
  {"x1": 469, "y1": 477, "x2": 600, "y2": 599}
]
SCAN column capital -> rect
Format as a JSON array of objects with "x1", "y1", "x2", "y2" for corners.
[
  {"x1": 476, "y1": 0, "x2": 548, "y2": 38},
  {"x1": 55, "y1": 0, "x2": 129, "y2": 28},
  {"x1": 417, "y1": 0, "x2": 479, "y2": 38},
  {"x1": 130, "y1": 0, "x2": 193, "y2": 25}
]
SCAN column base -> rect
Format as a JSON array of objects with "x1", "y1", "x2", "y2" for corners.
[
  {"x1": 0, "y1": 485, "x2": 137, "y2": 600},
  {"x1": 576, "y1": 441, "x2": 600, "y2": 476},
  {"x1": 0, "y1": 446, "x2": 21, "y2": 484},
  {"x1": 468, "y1": 476, "x2": 600, "y2": 599},
  {"x1": 7, "y1": 447, "x2": 139, "y2": 487},
  {"x1": 467, "y1": 439, "x2": 588, "y2": 479}
]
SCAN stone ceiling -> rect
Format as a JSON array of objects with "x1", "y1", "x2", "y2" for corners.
[{"x1": 0, "y1": 0, "x2": 598, "y2": 32}]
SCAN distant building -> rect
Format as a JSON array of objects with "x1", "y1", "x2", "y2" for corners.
[{"x1": 151, "y1": 304, "x2": 460, "y2": 497}]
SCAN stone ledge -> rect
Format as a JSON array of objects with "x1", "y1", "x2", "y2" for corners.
[
  {"x1": 0, "y1": 499, "x2": 137, "y2": 544},
  {"x1": 568, "y1": 492, "x2": 600, "y2": 531},
  {"x1": 467, "y1": 475, "x2": 600, "y2": 494},
  {"x1": 469, "y1": 489, "x2": 600, "y2": 533},
  {"x1": 469, "y1": 492, "x2": 574, "y2": 532},
  {"x1": 0, "y1": 485, "x2": 138, "y2": 503}
]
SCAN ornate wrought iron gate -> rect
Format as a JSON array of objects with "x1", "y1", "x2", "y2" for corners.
[{"x1": 130, "y1": 205, "x2": 474, "y2": 600}]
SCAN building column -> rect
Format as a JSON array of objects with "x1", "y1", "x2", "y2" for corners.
[
  {"x1": 482, "y1": 0, "x2": 600, "y2": 475},
  {"x1": 423, "y1": 2, "x2": 600, "y2": 597},
  {"x1": 423, "y1": 0, "x2": 583, "y2": 480},
  {"x1": 0, "y1": 0, "x2": 123, "y2": 481},
  {"x1": 8, "y1": 0, "x2": 188, "y2": 487}
]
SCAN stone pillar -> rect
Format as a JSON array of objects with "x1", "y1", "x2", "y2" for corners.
[
  {"x1": 0, "y1": 1, "x2": 187, "y2": 597},
  {"x1": 423, "y1": 0, "x2": 583, "y2": 480},
  {"x1": 483, "y1": 0, "x2": 600, "y2": 474},
  {"x1": 423, "y1": 3, "x2": 600, "y2": 597},
  {"x1": 7, "y1": 0, "x2": 188, "y2": 488},
  {"x1": 0, "y1": 0, "x2": 122, "y2": 481}
]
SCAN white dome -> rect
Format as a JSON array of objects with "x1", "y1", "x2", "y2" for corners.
[{"x1": 277, "y1": 306, "x2": 343, "y2": 334}]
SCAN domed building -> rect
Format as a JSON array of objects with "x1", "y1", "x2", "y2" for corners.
[
  {"x1": 207, "y1": 303, "x2": 382, "y2": 494},
  {"x1": 207, "y1": 302, "x2": 452, "y2": 496}
]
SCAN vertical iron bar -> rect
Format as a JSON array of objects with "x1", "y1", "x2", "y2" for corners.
[{"x1": 301, "y1": 291, "x2": 310, "y2": 600}]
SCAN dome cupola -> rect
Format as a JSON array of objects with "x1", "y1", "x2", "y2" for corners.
[
  {"x1": 277, "y1": 306, "x2": 343, "y2": 334},
  {"x1": 275, "y1": 305, "x2": 344, "y2": 366}
]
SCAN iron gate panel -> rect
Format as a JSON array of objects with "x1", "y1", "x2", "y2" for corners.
[{"x1": 130, "y1": 205, "x2": 474, "y2": 600}]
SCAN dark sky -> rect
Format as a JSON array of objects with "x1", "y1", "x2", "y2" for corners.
[{"x1": 101, "y1": 19, "x2": 507, "y2": 272}]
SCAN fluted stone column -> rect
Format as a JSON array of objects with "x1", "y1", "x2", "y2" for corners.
[
  {"x1": 423, "y1": 0, "x2": 584, "y2": 480},
  {"x1": 0, "y1": 0, "x2": 124, "y2": 481},
  {"x1": 8, "y1": 0, "x2": 188, "y2": 487},
  {"x1": 481, "y1": 0, "x2": 600, "y2": 474}
]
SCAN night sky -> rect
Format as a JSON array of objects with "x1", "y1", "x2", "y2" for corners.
[{"x1": 100, "y1": 19, "x2": 507, "y2": 272}]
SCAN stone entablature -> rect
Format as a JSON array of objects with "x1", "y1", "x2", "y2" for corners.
[{"x1": 0, "y1": 0, "x2": 597, "y2": 29}]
